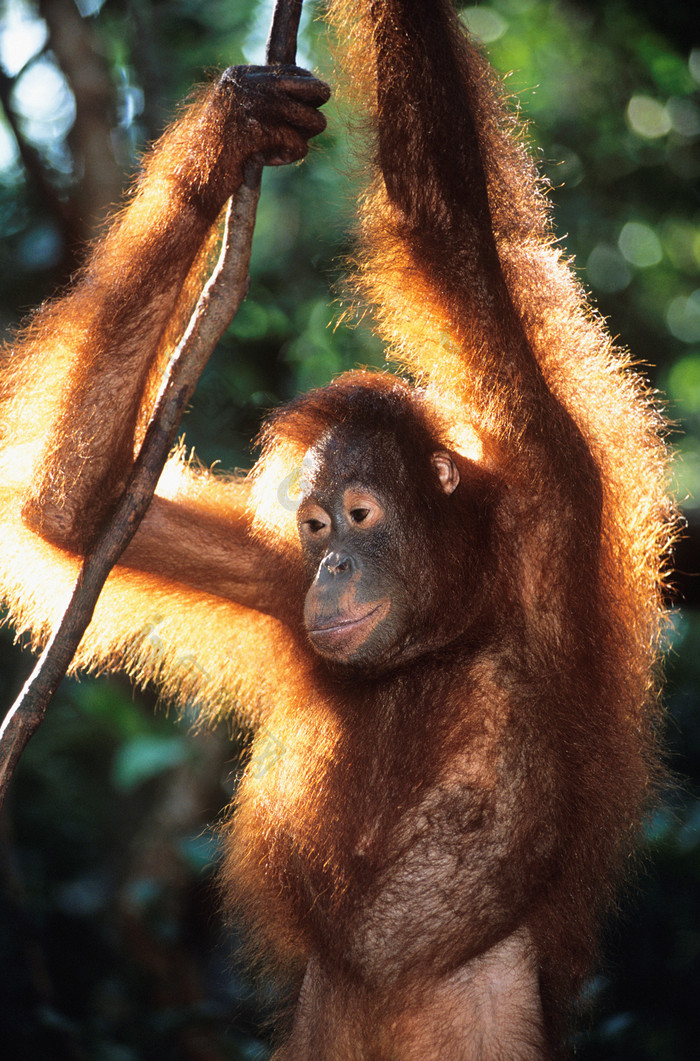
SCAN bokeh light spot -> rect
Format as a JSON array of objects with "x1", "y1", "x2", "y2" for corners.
[
  {"x1": 626, "y1": 95, "x2": 671, "y2": 139},
  {"x1": 618, "y1": 222, "x2": 662, "y2": 269},
  {"x1": 586, "y1": 243, "x2": 632, "y2": 293},
  {"x1": 667, "y1": 291, "x2": 700, "y2": 344},
  {"x1": 461, "y1": 6, "x2": 509, "y2": 44}
]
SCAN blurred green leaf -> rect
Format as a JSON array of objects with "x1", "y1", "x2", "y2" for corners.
[{"x1": 112, "y1": 734, "x2": 192, "y2": 791}]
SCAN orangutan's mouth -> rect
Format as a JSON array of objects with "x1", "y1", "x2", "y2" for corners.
[{"x1": 308, "y1": 599, "x2": 390, "y2": 658}]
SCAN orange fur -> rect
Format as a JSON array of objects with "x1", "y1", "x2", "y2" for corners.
[{"x1": 0, "y1": 5, "x2": 676, "y2": 1057}]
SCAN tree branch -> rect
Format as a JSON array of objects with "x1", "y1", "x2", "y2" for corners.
[
  {"x1": 0, "y1": 0, "x2": 305, "y2": 810},
  {"x1": 39, "y1": 0, "x2": 124, "y2": 241},
  {"x1": 0, "y1": 65, "x2": 79, "y2": 252}
]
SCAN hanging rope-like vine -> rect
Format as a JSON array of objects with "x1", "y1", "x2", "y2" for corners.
[{"x1": 0, "y1": 0, "x2": 305, "y2": 809}]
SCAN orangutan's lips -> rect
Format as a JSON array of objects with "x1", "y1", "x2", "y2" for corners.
[
  {"x1": 308, "y1": 599, "x2": 390, "y2": 657},
  {"x1": 311, "y1": 602, "x2": 381, "y2": 633}
]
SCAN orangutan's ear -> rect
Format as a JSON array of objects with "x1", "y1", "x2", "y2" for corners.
[{"x1": 432, "y1": 451, "x2": 460, "y2": 495}]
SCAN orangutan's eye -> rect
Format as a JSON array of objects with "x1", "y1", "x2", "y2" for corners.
[{"x1": 305, "y1": 518, "x2": 326, "y2": 534}]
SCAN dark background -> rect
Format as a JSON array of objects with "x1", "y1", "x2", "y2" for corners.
[{"x1": 0, "y1": 1, "x2": 698, "y2": 1057}]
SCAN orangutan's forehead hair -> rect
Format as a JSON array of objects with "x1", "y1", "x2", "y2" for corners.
[
  {"x1": 304, "y1": 425, "x2": 406, "y2": 494},
  {"x1": 262, "y1": 370, "x2": 447, "y2": 472}
]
